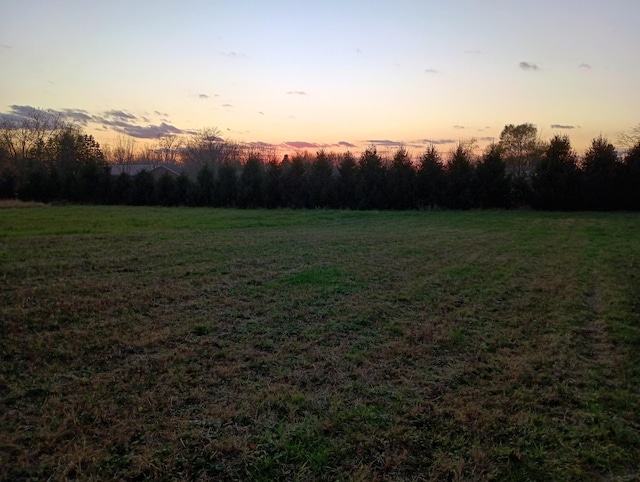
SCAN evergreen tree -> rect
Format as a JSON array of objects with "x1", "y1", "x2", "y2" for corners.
[
  {"x1": 131, "y1": 170, "x2": 155, "y2": 205},
  {"x1": 237, "y1": 153, "x2": 265, "y2": 208},
  {"x1": 196, "y1": 164, "x2": 215, "y2": 206},
  {"x1": 415, "y1": 145, "x2": 445, "y2": 210},
  {"x1": 174, "y1": 172, "x2": 194, "y2": 206},
  {"x1": 337, "y1": 152, "x2": 358, "y2": 209},
  {"x1": 306, "y1": 150, "x2": 335, "y2": 208},
  {"x1": 156, "y1": 172, "x2": 177, "y2": 206},
  {"x1": 619, "y1": 142, "x2": 640, "y2": 210},
  {"x1": 111, "y1": 172, "x2": 133, "y2": 205},
  {"x1": 582, "y1": 136, "x2": 619, "y2": 210},
  {"x1": 265, "y1": 158, "x2": 282, "y2": 208},
  {"x1": 280, "y1": 154, "x2": 307, "y2": 208},
  {"x1": 444, "y1": 143, "x2": 475, "y2": 209},
  {"x1": 475, "y1": 144, "x2": 510, "y2": 208},
  {"x1": 356, "y1": 146, "x2": 388, "y2": 210},
  {"x1": 388, "y1": 147, "x2": 416, "y2": 210},
  {"x1": 216, "y1": 161, "x2": 238, "y2": 207},
  {"x1": 532, "y1": 135, "x2": 581, "y2": 210}
]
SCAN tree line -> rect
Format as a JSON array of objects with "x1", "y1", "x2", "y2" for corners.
[{"x1": 1, "y1": 113, "x2": 639, "y2": 211}]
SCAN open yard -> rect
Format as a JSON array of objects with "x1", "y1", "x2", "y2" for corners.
[{"x1": 1, "y1": 205, "x2": 639, "y2": 480}]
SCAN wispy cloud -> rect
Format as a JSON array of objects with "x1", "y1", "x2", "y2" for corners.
[
  {"x1": 519, "y1": 61, "x2": 541, "y2": 71},
  {"x1": 1, "y1": 104, "x2": 192, "y2": 139},
  {"x1": 60, "y1": 108, "x2": 94, "y2": 124},
  {"x1": 248, "y1": 141, "x2": 277, "y2": 150},
  {"x1": 0, "y1": 44, "x2": 11, "y2": 49},
  {"x1": 117, "y1": 122, "x2": 187, "y2": 139},
  {"x1": 220, "y1": 51, "x2": 246, "y2": 58},
  {"x1": 365, "y1": 139, "x2": 405, "y2": 147},
  {"x1": 416, "y1": 138, "x2": 457, "y2": 146},
  {"x1": 453, "y1": 125, "x2": 465, "y2": 130},
  {"x1": 198, "y1": 93, "x2": 210, "y2": 99},
  {"x1": 551, "y1": 124, "x2": 577, "y2": 129},
  {"x1": 258, "y1": 111, "x2": 264, "y2": 115},
  {"x1": 578, "y1": 63, "x2": 592, "y2": 69},
  {"x1": 283, "y1": 141, "x2": 321, "y2": 149},
  {"x1": 338, "y1": 141, "x2": 357, "y2": 148},
  {"x1": 154, "y1": 110, "x2": 169, "y2": 117},
  {"x1": 7, "y1": 105, "x2": 45, "y2": 117},
  {"x1": 104, "y1": 109, "x2": 136, "y2": 120},
  {"x1": 287, "y1": 91, "x2": 308, "y2": 95},
  {"x1": 226, "y1": 127, "x2": 249, "y2": 135},
  {"x1": 3, "y1": 105, "x2": 97, "y2": 127},
  {"x1": 222, "y1": 104, "x2": 233, "y2": 107},
  {"x1": 424, "y1": 69, "x2": 439, "y2": 74},
  {"x1": 478, "y1": 136, "x2": 496, "y2": 142}
]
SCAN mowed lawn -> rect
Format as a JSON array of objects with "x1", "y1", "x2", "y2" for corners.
[{"x1": 1, "y1": 205, "x2": 639, "y2": 481}]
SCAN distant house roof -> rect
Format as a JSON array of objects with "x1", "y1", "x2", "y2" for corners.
[{"x1": 110, "y1": 164, "x2": 181, "y2": 177}]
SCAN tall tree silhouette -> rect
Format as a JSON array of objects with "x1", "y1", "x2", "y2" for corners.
[
  {"x1": 196, "y1": 164, "x2": 215, "y2": 206},
  {"x1": 620, "y1": 141, "x2": 640, "y2": 210},
  {"x1": 264, "y1": 158, "x2": 282, "y2": 208},
  {"x1": 357, "y1": 146, "x2": 388, "y2": 209},
  {"x1": 444, "y1": 142, "x2": 475, "y2": 209},
  {"x1": 337, "y1": 152, "x2": 358, "y2": 209},
  {"x1": 532, "y1": 135, "x2": 581, "y2": 210},
  {"x1": 582, "y1": 136, "x2": 619, "y2": 210},
  {"x1": 306, "y1": 150, "x2": 336, "y2": 208},
  {"x1": 132, "y1": 170, "x2": 155, "y2": 205},
  {"x1": 499, "y1": 123, "x2": 542, "y2": 179},
  {"x1": 415, "y1": 145, "x2": 445, "y2": 210},
  {"x1": 475, "y1": 143, "x2": 510, "y2": 208},
  {"x1": 388, "y1": 147, "x2": 416, "y2": 210},
  {"x1": 280, "y1": 153, "x2": 307, "y2": 208},
  {"x1": 237, "y1": 153, "x2": 265, "y2": 208},
  {"x1": 216, "y1": 161, "x2": 239, "y2": 207}
]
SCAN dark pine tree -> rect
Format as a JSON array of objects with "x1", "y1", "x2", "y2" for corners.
[
  {"x1": 111, "y1": 172, "x2": 134, "y2": 205},
  {"x1": 356, "y1": 146, "x2": 388, "y2": 210},
  {"x1": 582, "y1": 136, "x2": 619, "y2": 210},
  {"x1": 306, "y1": 150, "x2": 335, "y2": 208},
  {"x1": 444, "y1": 143, "x2": 475, "y2": 209},
  {"x1": 280, "y1": 154, "x2": 307, "y2": 208},
  {"x1": 619, "y1": 141, "x2": 640, "y2": 210},
  {"x1": 388, "y1": 147, "x2": 416, "y2": 210},
  {"x1": 264, "y1": 158, "x2": 282, "y2": 208},
  {"x1": 237, "y1": 154, "x2": 265, "y2": 208},
  {"x1": 156, "y1": 172, "x2": 177, "y2": 206},
  {"x1": 475, "y1": 143, "x2": 510, "y2": 209},
  {"x1": 132, "y1": 170, "x2": 156, "y2": 205},
  {"x1": 216, "y1": 161, "x2": 238, "y2": 207},
  {"x1": 337, "y1": 152, "x2": 358, "y2": 209},
  {"x1": 196, "y1": 164, "x2": 215, "y2": 206},
  {"x1": 532, "y1": 135, "x2": 581, "y2": 210},
  {"x1": 174, "y1": 172, "x2": 194, "y2": 206},
  {"x1": 415, "y1": 145, "x2": 445, "y2": 210}
]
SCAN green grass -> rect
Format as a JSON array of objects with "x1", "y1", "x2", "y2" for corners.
[{"x1": 1, "y1": 205, "x2": 640, "y2": 480}]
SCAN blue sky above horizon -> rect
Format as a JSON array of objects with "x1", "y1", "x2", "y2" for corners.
[{"x1": 1, "y1": 0, "x2": 638, "y2": 154}]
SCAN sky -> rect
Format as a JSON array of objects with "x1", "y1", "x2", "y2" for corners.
[{"x1": 1, "y1": 0, "x2": 639, "y2": 155}]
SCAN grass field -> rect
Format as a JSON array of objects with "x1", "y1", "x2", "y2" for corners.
[{"x1": 1, "y1": 205, "x2": 639, "y2": 481}]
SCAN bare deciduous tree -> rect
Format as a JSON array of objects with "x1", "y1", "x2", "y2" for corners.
[
  {"x1": 618, "y1": 123, "x2": 640, "y2": 150},
  {"x1": 157, "y1": 134, "x2": 183, "y2": 166},
  {"x1": 105, "y1": 135, "x2": 137, "y2": 172}
]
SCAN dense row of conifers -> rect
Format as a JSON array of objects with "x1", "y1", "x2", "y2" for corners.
[{"x1": 3, "y1": 132, "x2": 640, "y2": 211}]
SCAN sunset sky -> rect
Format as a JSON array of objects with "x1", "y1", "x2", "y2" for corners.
[{"x1": 1, "y1": 0, "x2": 638, "y2": 155}]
